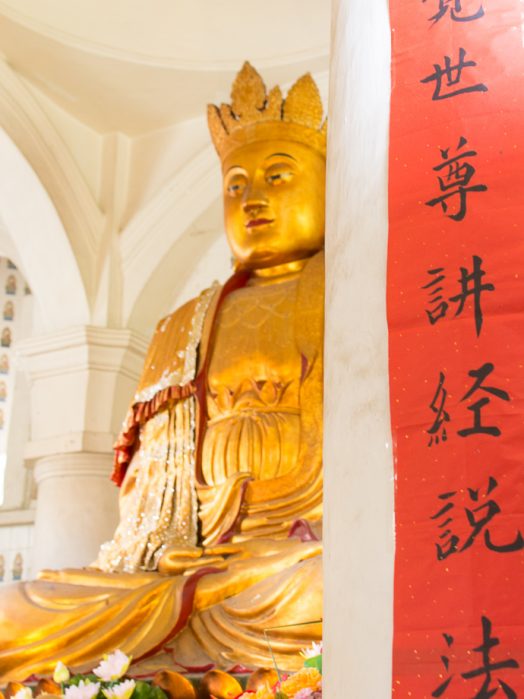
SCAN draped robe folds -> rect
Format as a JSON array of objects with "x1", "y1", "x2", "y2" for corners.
[{"x1": 0, "y1": 253, "x2": 324, "y2": 682}]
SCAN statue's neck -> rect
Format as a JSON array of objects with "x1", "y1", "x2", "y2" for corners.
[{"x1": 248, "y1": 258, "x2": 308, "y2": 286}]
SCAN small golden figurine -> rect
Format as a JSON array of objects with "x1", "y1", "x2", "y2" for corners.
[{"x1": 0, "y1": 62, "x2": 325, "y2": 681}]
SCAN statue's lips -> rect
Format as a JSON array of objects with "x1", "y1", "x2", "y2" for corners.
[{"x1": 245, "y1": 218, "x2": 274, "y2": 229}]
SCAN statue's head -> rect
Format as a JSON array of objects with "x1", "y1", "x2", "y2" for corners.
[{"x1": 208, "y1": 63, "x2": 326, "y2": 270}]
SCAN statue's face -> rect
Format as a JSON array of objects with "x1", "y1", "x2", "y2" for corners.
[{"x1": 222, "y1": 139, "x2": 325, "y2": 270}]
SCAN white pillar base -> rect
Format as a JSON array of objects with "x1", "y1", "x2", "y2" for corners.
[{"x1": 32, "y1": 452, "x2": 119, "y2": 571}]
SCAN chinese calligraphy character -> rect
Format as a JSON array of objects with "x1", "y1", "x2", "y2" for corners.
[
  {"x1": 421, "y1": 48, "x2": 488, "y2": 100},
  {"x1": 422, "y1": 267, "x2": 449, "y2": 324},
  {"x1": 422, "y1": 0, "x2": 485, "y2": 25},
  {"x1": 458, "y1": 363, "x2": 510, "y2": 438},
  {"x1": 427, "y1": 365, "x2": 510, "y2": 443},
  {"x1": 422, "y1": 255, "x2": 494, "y2": 334},
  {"x1": 427, "y1": 372, "x2": 450, "y2": 445},
  {"x1": 433, "y1": 617, "x2": 520, "y2": 698},
  {"x1": 426, "y1": 137, "x2": 488, "y2": 221},
  {"x1": 431, "y1": 490, "x2": 459, "y2": 557},
  {"x1": 431, "y1": 476, "x2": 524, "y2": 560},
  {"x1": 433, "y1": 631, "x2": 455, "y2": 696},
  {"x1": 449, "y1": 255, "x2": 494, "y2": 335}
]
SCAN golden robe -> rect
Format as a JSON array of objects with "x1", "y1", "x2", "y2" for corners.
[{"x1": 0, "y1": 253, "x2": 323, "y2": 682}]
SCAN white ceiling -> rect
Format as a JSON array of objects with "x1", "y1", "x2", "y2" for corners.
[{"x1": 0, "y1": 0, "x2": 330, "y2": 134}]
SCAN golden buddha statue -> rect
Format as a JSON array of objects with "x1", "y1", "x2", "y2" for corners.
[{"x1": 0, "y1": 63, "x2": 324, "y2": 683}]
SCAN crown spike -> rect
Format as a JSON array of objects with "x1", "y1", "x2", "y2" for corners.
[
  {"x1": 283, "y1": 73, "x2": 324, "y2": 130},
  {"x1": 265, "y1": 85, "x2": 283, "y2": 120},
  {"x1": 207, "y1": 104, "x2": 227, "y2": 151},
  {"x1": 231, "y1": 61, "x2": 267, "y2": 119},
  {"x1": 219, "y1": 103, "x2": 237, "y2": 132}
]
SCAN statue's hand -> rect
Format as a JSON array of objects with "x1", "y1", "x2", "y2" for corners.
[
  {"x1": 204, "y1": 538, "x2": 305, "y2": 559},
  {"x1": 157, "y1": 544, "x2": 204, "y2": 576},
  {"x1": 158, "y1": 538, "x2": 317, "y2": 576},
  {"x1": 158, "y1": 544, "x2": 228, "y2": 577},
  {"x1": 203, "y1": 540, "x2": 272, "y2": 558}
]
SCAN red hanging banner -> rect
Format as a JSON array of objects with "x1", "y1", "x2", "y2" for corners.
[{"x1": 387, "y1": 1, "x2": 524, "y2": 697}]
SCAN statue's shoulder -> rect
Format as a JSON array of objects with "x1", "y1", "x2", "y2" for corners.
[
  {"x1": 152, "y1": 283, "x2": 222, "y2": 343},
  {"x1": 153, "y1": 296, "x2": 200, "y2": 341},
  {"x1": 138, "y1": 284, "x2": 222, "y2": 395}
]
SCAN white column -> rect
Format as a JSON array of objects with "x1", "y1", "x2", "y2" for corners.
[
  {"x1": 19, "y1": 326, "x2": 148, "y2": 571},
  {"x1": 324, "y1": 1, "x2": 394, "y2": 698},
  {"x1": 32, "y1": 453, "x2": 117, "y2": 571}
]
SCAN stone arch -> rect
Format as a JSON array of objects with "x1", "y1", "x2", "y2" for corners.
[{"x1": 0, "y1": 129, "x2": 89, "y2": 331}]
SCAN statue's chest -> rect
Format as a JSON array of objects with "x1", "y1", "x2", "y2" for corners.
[{"x1": 208, "y1": 278, "x2": 302, "y2": 391}]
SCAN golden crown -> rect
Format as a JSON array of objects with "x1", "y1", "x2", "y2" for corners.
[{"x1": 207, "y1": 62, "x2": 327, "y2": 162}]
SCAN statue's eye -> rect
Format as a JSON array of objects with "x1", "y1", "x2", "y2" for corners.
[
  {"x1": 225, "y1": 173, "x2": 248, "y2": 197},
  {"x1": 265, "y1": 163, "x2": 294, "y2": 186}
]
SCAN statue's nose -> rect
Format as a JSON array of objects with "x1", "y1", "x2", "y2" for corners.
[
  {"x1": 243, "y1": 198, "x2": 267, "y2": 216},
  {"x1": 242, "y1": 179, "x2": 268, "y2": 215}
]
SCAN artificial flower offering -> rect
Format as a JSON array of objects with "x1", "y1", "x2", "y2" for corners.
[
  {"x1": 299, "y1": 641, "x2": 322, "y2": 675},
  {"x1": 12, "y1": 688, "x2": 33, "y2": 699},
  {"x1": 293, "y1": 689, "x2": 322, "y2": 699},
  {"x1": 300, "y1": 642, "x2": 322, "y2": 660},
  {"x1": 0, "y1": 641, "x2": 323, "y2": 699},
  {"x1": 237, "y1": 687, "x2": 274, "y2": 699},
  {"x1": 101, "y1": 679, "x2": 136, "y2": 699},
  {"x1": 280, "y1": 668, "x2": 322, "y2": 698},
  {"x1": 93, "y1": 650, "x2": 132, "y2": 683},
  {"x1": 63, "y1": 681, "x2": 101, "y2": 699},
  {"x1": 53, "y1": 662, "x2": 71, "y2": 685}
]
